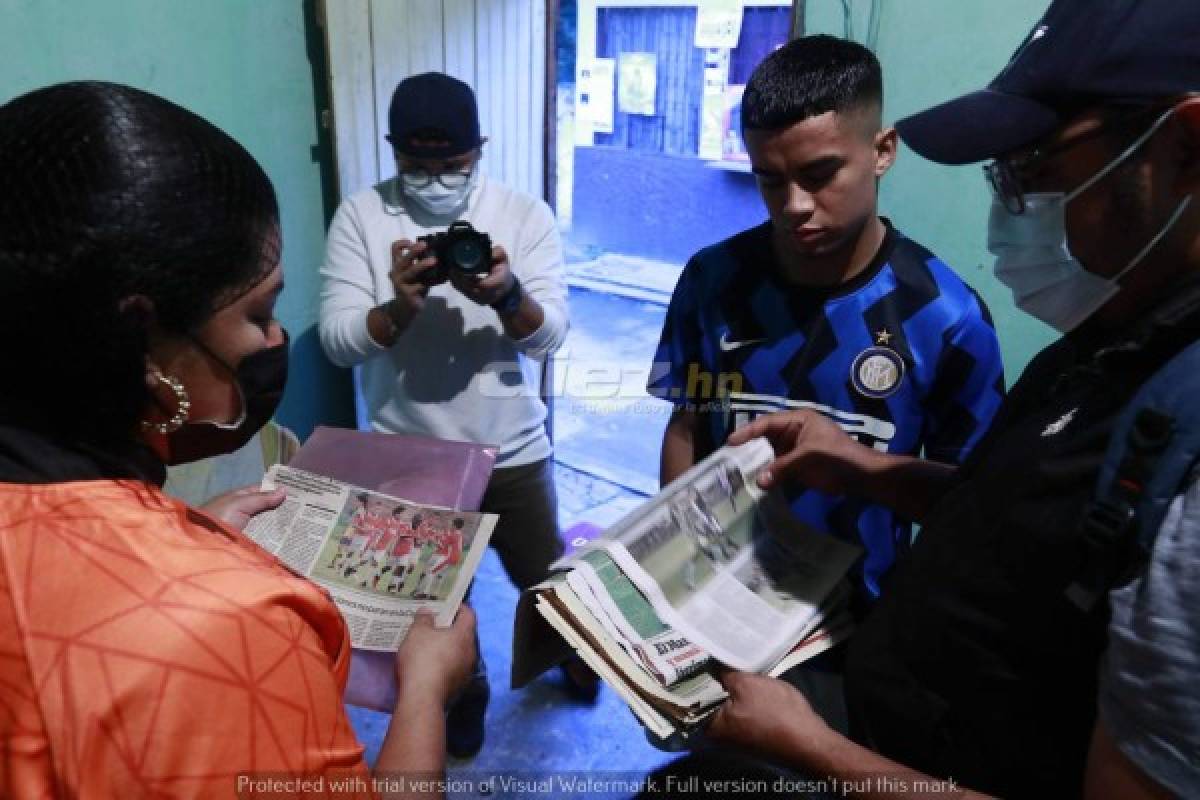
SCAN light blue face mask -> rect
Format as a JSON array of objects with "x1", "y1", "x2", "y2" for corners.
[
  {"x1": 402, "y1": 164, "x2": 479, "y2": 217},
  {"x1": 987, "y1": 106, "x2": 1192, "y2": 333}
]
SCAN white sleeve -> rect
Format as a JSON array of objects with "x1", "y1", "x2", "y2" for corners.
[
  {"x1": 510, "y1": 199, "x2": 569, "y2": 359},
  {"x1": 318, "y1": 199, "x2": 389, "y2": 368}
]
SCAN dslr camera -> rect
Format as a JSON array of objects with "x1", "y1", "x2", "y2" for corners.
[{"x1": 418, "y1": 221, "x2": 493, "y2": 282}]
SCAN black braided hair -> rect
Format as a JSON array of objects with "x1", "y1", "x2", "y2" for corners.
[{"x1": 0, "y1": 81, "x2": 279, "y2": 444}]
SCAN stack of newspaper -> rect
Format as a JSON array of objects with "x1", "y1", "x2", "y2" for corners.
[{"x1": 513, "y1": 440, "x2": 860, "y2": 740}]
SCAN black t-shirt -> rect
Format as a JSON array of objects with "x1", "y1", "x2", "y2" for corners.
[{"x1": 845, "y1": 285, "x2": 1200, "y2": 798}]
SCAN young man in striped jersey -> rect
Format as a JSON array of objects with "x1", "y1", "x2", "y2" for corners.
[
  {"x1": 652, "y1": 35, "x2": 1004, "y2": 609},
  {"x1": 649, "y1": 34, "x2": 1005, "y2": 732}
]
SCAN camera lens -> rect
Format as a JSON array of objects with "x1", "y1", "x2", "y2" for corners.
[{"x1": 451, "y1": 238, "x2": 487, "y2": 273}]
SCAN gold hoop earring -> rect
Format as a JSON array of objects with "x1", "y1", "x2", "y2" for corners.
[{"x1": 141, "y1": 373, "x2": 191, "y2": 434}]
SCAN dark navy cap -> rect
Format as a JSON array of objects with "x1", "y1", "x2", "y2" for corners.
[
  {"x1": 897, "y1": 0, "x2": 1200, "y2": 165},
  {"x1": 386, "y1": 72, "x2": 482, "y2": 159}
]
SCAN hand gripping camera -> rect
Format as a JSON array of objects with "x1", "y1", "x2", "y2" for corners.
[{"x1": 418, "y1": 221, "x2": 493, "y2": 283}]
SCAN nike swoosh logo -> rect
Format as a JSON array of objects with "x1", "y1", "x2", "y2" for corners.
[{"x1": 719, "y1": 332, "x2": 766, "y2": 352}]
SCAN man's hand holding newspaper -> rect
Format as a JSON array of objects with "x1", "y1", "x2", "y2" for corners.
[{"x1": 512, "y1": 439, "x2": 860, "y2": 739}]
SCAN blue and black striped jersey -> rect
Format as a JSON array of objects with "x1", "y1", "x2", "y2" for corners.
[{"x1": 649, "y1": 221, "x2": 1005, "y2": 602}]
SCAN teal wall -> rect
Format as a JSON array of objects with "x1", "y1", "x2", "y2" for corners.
[
  {"x1": 1, "y1": 0, "x2": 1062, "y2": 432},
  {"x1": 0, "y1": 0, "x2": 355, "y2": 439},
  {"x1": 807, "y1": 0, "x2": 1057, "y2": 381}
]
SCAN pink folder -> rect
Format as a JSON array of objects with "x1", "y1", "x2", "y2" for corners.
[{"x1": 289, "y1": 426, "x2": 496, "y2": 710}]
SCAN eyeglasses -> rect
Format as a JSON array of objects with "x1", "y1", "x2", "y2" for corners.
[
  {"x1": 983, "y1": 104, "x2": 1164, "y2": 215},
  {"x1": 398, "y1": 167, "x2": 474, "y2": 190}
]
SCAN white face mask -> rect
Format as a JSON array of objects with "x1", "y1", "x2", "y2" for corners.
[
  {"x1": 402, "y1": 164, "x2": 478, "y2": 217},
  {"x1": 988, "y1": 107, "x2": 1191, "y2": 333}
]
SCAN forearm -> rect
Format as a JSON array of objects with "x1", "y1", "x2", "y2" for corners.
[
  {"x1": 505, "y1": 202, "x2": 566, "y2": 349},
  {"x1": 660, "y1": 410, "x2": 697, "y2": 486},
  {"x1": 772, "y1": 722, "x2": 989, "y2": 800},
  {"x1": 503, "y1": 209, "x2": 568, "y2": 356},
  {"x1": 366, "y1": 299, "x2": 423, "y2": 348},
  {"x1": 367, "y1": 305, "x2": 400, "y2": 347},
  {"x1": 373, "y1": 686, "x2": 447, "y2": 800},
  {"x1": 859, "y1": 450, "x2": 958, "y2": 523},
  {"x1": 503, "y1": 290, "x2": 570, "y2": 359},
  {"x1": 319, "y1": 307, "x2": 386, "y2": 368},
  {"x1": 320, "y1": 201, "x2": 389, "y2": 368},
  {"x1": 499, "y1": 291, "x2": 545, "y2": 341}
]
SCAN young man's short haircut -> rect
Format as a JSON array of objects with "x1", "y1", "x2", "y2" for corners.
[{"x1": 741, "y1": 34, "x2": 883, "y2": 133}]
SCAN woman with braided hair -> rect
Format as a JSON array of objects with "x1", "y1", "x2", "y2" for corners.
[{"x1": 0, "y1": 81, "x2": 474, "y2": 799}]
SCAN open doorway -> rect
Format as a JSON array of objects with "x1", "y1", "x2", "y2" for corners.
[{"x1": 550, "y1": 0, "x2": 797, "y2": 519}]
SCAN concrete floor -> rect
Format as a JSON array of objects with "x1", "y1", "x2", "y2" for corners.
[{"x1": 551, "y1": 287, "x2": 673, "y2": 497}]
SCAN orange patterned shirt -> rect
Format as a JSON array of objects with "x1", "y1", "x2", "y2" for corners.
[{"x1": 0, "y1": 479, "x2": 375, "y2": 798}]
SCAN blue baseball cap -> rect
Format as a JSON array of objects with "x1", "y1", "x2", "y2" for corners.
[
  {"x1": 897, "y1": 0, "x2": 1200, "y2": 165},
  {"x1": 386, "y1": 72, "x2": 482, "y2": 159}
]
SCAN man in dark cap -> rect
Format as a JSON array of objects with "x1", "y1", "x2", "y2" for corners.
[
  {"x1": 695, "y1": 0, "x2": 1200, "y2": 796},
  {"x1": 318, "y1": 72, "x2": 590, "y2": 758}
]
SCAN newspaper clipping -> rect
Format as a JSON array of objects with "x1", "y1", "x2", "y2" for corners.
[
  {"x1": 581, "y1": 439, "x2": 859, "y2": 672},
  {"x1": 245, "y1": 465, "x2": 496, "y2": 651}
]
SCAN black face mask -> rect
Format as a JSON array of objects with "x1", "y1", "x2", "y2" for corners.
[{"x1": 163, "y1": 328, "x2": 290, "y2": 465}]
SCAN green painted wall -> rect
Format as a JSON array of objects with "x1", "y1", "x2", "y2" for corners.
[
  {"x1": 1, "y1": 0, "x2": 1063, "y2": 433},
  {"x1": 807, "y1": 0, "x2": 1057, "y2": 382},
  {"x1": 0, "y1": 0, "x2": 355, "y2": 438}
]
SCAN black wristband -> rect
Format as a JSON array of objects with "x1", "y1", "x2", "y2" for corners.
[{"x1": 490, "y1": 276, "x2": 524, "y2": 317}]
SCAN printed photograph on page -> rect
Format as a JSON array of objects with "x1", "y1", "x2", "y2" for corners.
[
  {"x1": 624, "y1": 454, "x2": 760, "y2": 606},
  {"x1": 310, "y1": 492, "x2": 481, "y2": 604}
]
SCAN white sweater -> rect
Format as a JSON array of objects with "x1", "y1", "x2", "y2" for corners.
[{"x1": 318, "y1": 175, "x2": 569, "y2": 467}]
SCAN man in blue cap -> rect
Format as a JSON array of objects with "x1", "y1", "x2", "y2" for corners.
[
  {"x1": 319, "y1": 72, "x2": 593, "y2": 758},
  {"x1": 693, "y1": 1, "x2": 1200, "y2": 797}
]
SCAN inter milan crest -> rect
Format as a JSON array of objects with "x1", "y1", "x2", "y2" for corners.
[{"x1": 851, "y1": 330, "x2": 905, "y2": 399}]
